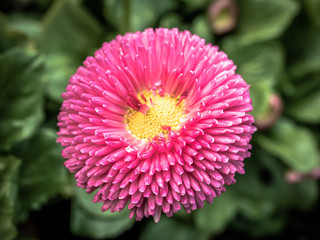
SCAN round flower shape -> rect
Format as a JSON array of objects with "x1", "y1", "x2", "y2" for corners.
[{"x1": 57, "y1": 28, "x2": 256, "y2": 222}]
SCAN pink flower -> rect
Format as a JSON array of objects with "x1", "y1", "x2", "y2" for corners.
[{"x1": 57, "y1": 28, "x2": 256, "y2": 222}]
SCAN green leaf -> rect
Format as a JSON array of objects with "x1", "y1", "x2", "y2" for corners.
[
  {"x1": 256, "y1": 118, "x2": 320, "y2": 172},
  {"x1": 289, "y1": 72, "x2": 320, "y2": 98},
  {"x1": 71, "y1": 187, "x2": 134, "y2": 239},
  {"x1": 229, "y1": 152, "x2": 279, "y2": 221},
  {"x1": 235, "y1": 150, "x2": 317, "y2": 216},
  {"x1": 230, "y1": 149, "x2": 317, "y2": 237},
  {"x1": 6, "y1": 14, "x2": 41, "y2": 41},
  {"x1": 159, "y1": 13, "x2": 185, "y2": 30},
  {"x1": 0, "y1": 156, "x2": 20, "y2": 240},
  {"x1": 190, "y1": 15, "x2": 214, "y2": 43},
  {"x1": 222, "y1": 38, "x2": 284, "y2": 118},
  {"x1": 194, "y1": 191, "x2": 237, "y2": 235},
  {"x1": 237, "y1": 0, "x2": 300, "y2": 44},
  {"x1": 41, "y1": 0, "x2": 103, "y2": 56},
  {"x1": 105, "y1": 0, "x2": 175, "y2": 33},
  {"x1": 285, "y1": 23, "x2": 320, "y2": 78},
  {"x1": 233, "y1": 214, "x2": 286, "y2": 237},
  {"x1": 286, "y1": 90, "x2": 320, "y2": 123},
  {"x1": 288, "y1": 179, "x2": 318, "y2": 211},
  {"x1": 103, "y1": 0, "x2": 122, "y2": 30},
  {"x1": 131, "y1": 0, "x2": 174, "y2": 31},
  {"x1": 0, "y1": 13, "x2": 35, "y2": 51},
  {"x1": 13, "y1": 128, "x2": 69, "y2": 220},
  {"x1": 41, "y1": 0, "x2": 103, "y2": 102},
  {"x1": 233, "y1": 170, "x2": 318, "y2": 237},
  {"x1": 105, "y1": 0, "x2": 174, "y2": 32},
  {"x1": 0, "y1": 14, "x2": 11, "y2": 53},
  {"x1": 302, "y1": 0, "x2": 320, "y2": 25},
  {"x1": 0, "y1": 48, "x2": 44, "y2": 150},
  {"x1": 140, "y1": 218, "x2": 209, "y2": 240},
  {"x1": 43, "y1": 52, "x2": 79, "y2": 102},
  {"x1": 181, "y1": 0, "x2": 209, "y2": 12},
  {"x1": 222, "y1": 38, "x2": 284, "y2": 84}
]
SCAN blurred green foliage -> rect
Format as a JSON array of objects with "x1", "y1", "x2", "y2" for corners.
[
  {"x1": 71, "y1": 187, "x2": 134, "y2": 239},
  {"x1": 0, "y1": 0, "x2": 319, "y2": 239}
]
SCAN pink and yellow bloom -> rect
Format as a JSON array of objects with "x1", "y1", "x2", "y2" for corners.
[{"x1": 57, "y1": 28, "x2": 256, "y2": 222}]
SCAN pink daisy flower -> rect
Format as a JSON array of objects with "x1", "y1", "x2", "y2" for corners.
[{"x1": 57, "y1": 28, "x2": 256, "y2": 222}]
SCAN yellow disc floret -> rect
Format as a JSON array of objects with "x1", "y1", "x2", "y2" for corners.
[{"x1": 125, "y1": 90, "x2": 185, "y2": 140}]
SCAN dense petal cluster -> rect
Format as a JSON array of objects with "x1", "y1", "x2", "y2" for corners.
[{"x1": 57, "y1": 28, "x2": 256, "y2": 222}]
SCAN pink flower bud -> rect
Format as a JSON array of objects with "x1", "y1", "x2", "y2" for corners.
[{"x1": 208, "y1": 0, "x2": 238, "y2": 35}]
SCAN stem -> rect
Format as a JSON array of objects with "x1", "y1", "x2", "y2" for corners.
[{"x1": 123, "y1": 0, "x2": 131, "y2": 33}]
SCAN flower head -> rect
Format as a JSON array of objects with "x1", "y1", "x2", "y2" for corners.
[{"x1": 57, "y1": 28, "x2": 256, "y2": 222}]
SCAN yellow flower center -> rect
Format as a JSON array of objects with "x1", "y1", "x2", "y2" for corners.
[{"x1": 125, "y1": 91, "x2": 185, "y2": 140}]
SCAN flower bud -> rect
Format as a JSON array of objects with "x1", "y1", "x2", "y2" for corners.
[
  {"x1": 285, "y1": 167, "x2": 320, "y2": 183},
  {"x1": 255, "y1": 94, "x2": 283, "y2": 130},
  {"x1": 208, "y1": 0, "x2": 238, "y2": 35}
]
